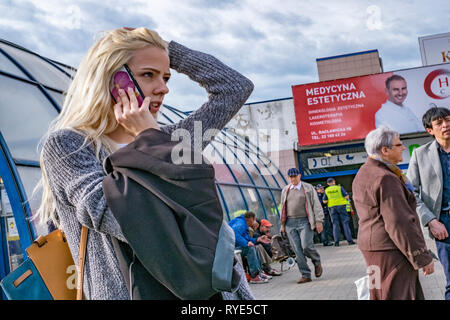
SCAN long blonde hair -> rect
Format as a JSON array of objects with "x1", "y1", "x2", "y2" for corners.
[{"x1": 35, "y1": 27, "x2": 168, "y2": 227}]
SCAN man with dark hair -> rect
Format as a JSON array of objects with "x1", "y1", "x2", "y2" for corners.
[
  {"x1": 375, "y1": 74, "x2": 423, "y2": 134},
  {"x1": 228, "y1": 211, "x2": 272, "y2": 284},
  {"x1": 407, "y1": 107, "x2": 450, "y2": 300},
  {"x1": 323, "y1": 177, "x2": 356, "y2": 246},
  {"x1": 421, "y1": 107, "x2": 450, "y2": 131},
  {"x1": 385, "y1": 74, "x2": 405, "y2": 90}
]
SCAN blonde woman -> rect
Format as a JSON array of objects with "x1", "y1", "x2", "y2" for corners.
[{"x1": 36, "y1": 27, "x2": 254, "y2": 300}]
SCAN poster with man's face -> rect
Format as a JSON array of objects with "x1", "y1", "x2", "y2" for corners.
[{"x1": 292, "y1": 63, "x2": 450, "y2": 146}]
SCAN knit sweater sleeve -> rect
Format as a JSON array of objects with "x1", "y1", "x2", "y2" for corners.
[
  {"x1": 42, "y1": 129, "x2": 127, "y2": 242},
  {"x1": 160, "y1": 41, "x2": 254, "y2": 149}
]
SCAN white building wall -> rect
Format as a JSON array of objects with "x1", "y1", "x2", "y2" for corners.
[
  {"x1": 226, "y1": 98, "x2": 298, "y2": 151},
  {"x1": 226, "y1": 98, "x2": 299, "y2": 178}
]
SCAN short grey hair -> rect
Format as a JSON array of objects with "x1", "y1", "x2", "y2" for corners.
[{"x1": 364, "y1": 126, "x2": 399, "y2": 157}]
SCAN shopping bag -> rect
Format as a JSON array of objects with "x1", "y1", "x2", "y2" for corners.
[{"x1": 354, "y1": 275, "x2": 370, "y2": 300}]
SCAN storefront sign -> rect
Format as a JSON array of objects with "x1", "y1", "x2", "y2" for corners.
[
  {"x1": 305, "y1": 136, "x2": 432, "y2": 170},
  {"x1": 292, "y1": 63, "x2": 450, "y2": 146},
  {"x1": 419, "y1": 32, "x2": 450, "y2": 66},
  {"x1": 308, "y1": 152, "x2": 367, "y2": 169}
]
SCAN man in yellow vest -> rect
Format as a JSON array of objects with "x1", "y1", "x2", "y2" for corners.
[{"x1": 323, "y1": 178, "x2": 356, "y2": 246}]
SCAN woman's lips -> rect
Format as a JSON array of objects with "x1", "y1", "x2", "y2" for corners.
[{"x1": 150, "y1": 101, "x2": 161, "y2": 112}]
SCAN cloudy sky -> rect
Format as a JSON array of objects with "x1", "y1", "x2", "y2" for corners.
[{"x1": 1, "y1": 0, "x2": 449, "y2": 111}]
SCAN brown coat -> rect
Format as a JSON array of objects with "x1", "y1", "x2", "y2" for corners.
[{"x1": 352, "y1": 158, "x2": 432, "y2": 270}]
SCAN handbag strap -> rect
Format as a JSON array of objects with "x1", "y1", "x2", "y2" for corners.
[{"x1": 76, "y1": 226, "x2": 89, "y2": 300}]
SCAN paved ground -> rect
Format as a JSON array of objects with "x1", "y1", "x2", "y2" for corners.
[{"x1": 249, "y1": 238, "x2": 446, "y2": 300}]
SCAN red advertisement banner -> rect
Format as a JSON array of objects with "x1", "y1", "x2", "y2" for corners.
[{"x1": 292, "y1": 63, "x2": 450, "y2": 146}]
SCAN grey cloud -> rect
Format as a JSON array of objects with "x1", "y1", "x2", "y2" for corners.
[
  {"x1": 73, "y1": 2, "x2": 157, "y2": 31},
  {"x1": 1, "y1": 0, "x2": 449, "y2": 110},
  {"x1": 263, "y1": 11, "x2": 313, "y2": 27},
  {"x1": 170, "y1": 16, "x2": 266, "y2": 43},
  {"x1": 228, "y1": 23, "x2": 266, "y2": 42},
  {"x1": 0, "y1": 0, "x2": 40, "y2": 43},
  {"x1": 1, "y1": 1, "x2": 159, "y2": 67},
  {"x1": 188, "y1": 0, "x2": 241, "y2": 9}
]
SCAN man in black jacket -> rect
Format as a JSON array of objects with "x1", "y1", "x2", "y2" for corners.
[{"x1": 315, "y1": 184, "x2": 334, "y2": 246}]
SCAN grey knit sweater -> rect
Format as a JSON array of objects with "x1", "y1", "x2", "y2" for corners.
[{"x1": 42, "y1": 41, "x2": 254, "y2": 300}]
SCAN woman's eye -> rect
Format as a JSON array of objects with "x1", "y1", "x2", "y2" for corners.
[
  {"x1": 143, "y1": 72, "x2": 153, "y2": 77},
  {"x1": 164, "y1": 77, "x2": 170, "y2": 83}
]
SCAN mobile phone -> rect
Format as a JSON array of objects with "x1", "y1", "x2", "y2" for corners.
[{"x1": 111, "y1": 64, "x2": 145, "y2": 107}]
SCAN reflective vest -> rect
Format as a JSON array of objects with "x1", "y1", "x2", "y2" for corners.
[
  {"x1": 325, "y1": 185, "x2": 348, "y2": 207},
  {"x1": 232, "y1": 209, "x2": 247, "y2": 218}
]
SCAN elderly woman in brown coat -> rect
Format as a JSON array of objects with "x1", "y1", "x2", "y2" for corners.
[{"x1": 352, "y1": 126, "x2": 434, "y2": 300}]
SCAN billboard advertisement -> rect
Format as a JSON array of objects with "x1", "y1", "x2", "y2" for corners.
[{"x1": 292, "y1": 63, "x2": 450, "y2": 146}]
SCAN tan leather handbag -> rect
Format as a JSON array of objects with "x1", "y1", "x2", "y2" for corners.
[{"x1": 0, "y1": 226, "x2": 88, "y2": 300}]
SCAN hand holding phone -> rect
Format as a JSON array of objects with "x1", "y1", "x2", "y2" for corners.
[
  {"x1": 113, "y1": 86, "x2": 159, "y2": 136},
  {"x1": 111, "y1": 65, "x2": 160, "y2": 136}
]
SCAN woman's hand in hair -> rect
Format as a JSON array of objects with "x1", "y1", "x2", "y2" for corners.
[{"x1": 114, "y1": 87, "x2": 160, "y2": 137}]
